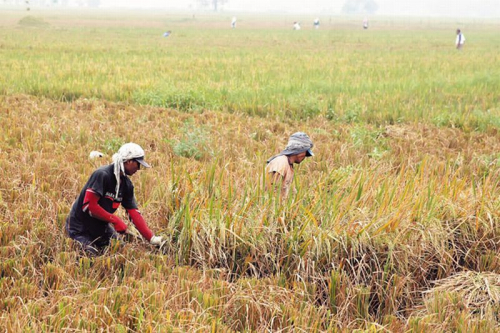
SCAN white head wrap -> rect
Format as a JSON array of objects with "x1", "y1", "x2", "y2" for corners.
[{"x1": 112, "y1": 143, "x2": 146, "y2": 198}]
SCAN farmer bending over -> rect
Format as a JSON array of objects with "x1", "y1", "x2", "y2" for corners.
[
  {"x1": 66, "y1": 143, "x2": 163, "y2": 256},
  {"x1": 266, "y1": 132, "x2": 314, "y2": 199}
]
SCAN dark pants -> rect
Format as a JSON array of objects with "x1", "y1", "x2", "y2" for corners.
[{"x1": 65, "y1": 218, "x2": 118, "y2": 256}]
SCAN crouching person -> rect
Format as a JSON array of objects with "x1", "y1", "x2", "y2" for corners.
[{"x1": 66, "y1": 143, "x2": 163, "y2": 256}]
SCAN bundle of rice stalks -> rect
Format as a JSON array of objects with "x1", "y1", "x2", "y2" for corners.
[{"x1": 424, "y1": 271, "x2": 500, "y2": 320}]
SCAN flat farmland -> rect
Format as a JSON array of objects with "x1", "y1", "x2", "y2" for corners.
[{"x1": 1, "y1": 9, "x2": 500, "y2": 331}]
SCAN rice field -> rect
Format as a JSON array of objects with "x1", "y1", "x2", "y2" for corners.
[{"x1": 1, "y1": 8, "x2": 500, "y2": 332}]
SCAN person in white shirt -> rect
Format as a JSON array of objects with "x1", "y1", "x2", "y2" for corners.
[
  {"x1": 313, "y1": 18, "x2": 320, "y2": 29},
  {"x1": 293, "y1": 22, "x2": 301, "y2": 30},
  {"x1": 231, "y1": 17, "x2": 237, "y2": 29},
  {"x1": 456, "y1": 29, "x2": 465, "y2": 50}
]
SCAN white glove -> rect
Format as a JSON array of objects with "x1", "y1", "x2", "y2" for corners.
[{"x1": 150, "y1": 235, "x2": 163, "y2": 246}]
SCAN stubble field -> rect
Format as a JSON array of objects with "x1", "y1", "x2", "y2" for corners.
[{"x1": 1, "y1": 8, "x2": 500, "y2": 332}]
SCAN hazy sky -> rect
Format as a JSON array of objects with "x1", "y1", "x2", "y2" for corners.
[{"x1": 100, "y1": 0, "x2": 500, "y2": 17}]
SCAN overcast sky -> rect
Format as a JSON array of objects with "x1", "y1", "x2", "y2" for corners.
[{"x1": 100, "y1": 0, "x2": 500, "y2": 17}]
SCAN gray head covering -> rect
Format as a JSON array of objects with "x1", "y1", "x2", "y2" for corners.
[{"x1": 267, "y1": 132, "x2": 314, "y2": 164}]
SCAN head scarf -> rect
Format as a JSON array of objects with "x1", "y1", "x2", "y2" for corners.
[
  {"x1": 112, "y1": 143, "x2": 146, "y2": 198},
  {"x1": 267, "y1": 132, "x2": 314, "y2": 164}
]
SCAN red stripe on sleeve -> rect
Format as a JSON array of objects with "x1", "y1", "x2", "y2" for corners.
[
  {"x1": 83, "y1": 189, "x2": 128, "y2": 232},
  {"x1": 127, "y1": 209, "x2": 153, "y2": 241},
  {"x1": 83, "y1": 189, "x2": 114, "y2": 222}
]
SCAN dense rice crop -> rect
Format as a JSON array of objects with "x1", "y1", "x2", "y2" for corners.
[
  {"x1": 1, "y1": 9, "x2": 499, "y2": 332},
  {"x1": 1, "y1": 10, "x2": 499, "y2": 128}
]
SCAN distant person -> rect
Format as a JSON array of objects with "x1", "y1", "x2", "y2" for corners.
[
  {"x1": 363, "y1": 18, "x2": 369, "y2": 29},
  {"x1": 266, "y1": 132, "x2": 314, "y2": 199},
  {"x1": 163, "y1": 31, "x2": 172, "y2": 38},
  {"x1": 66, "y1": 143, "x2": 163, "y2": 256},
  {"x1": 293, "y1": 22, "x2": 301, "y2": 30},
  {"x1": 313, "y1": 18, "x2": 320, "y2": 29},
  {"x1": 456, "y1": 29, "x2": 465, "y2": 50},
  {"x1": 231, "y1": 16, "x2": 237, "y2": 29}
]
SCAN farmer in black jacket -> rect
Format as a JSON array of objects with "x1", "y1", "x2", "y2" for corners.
[{"x1": 66, "y1": 143, "x2": 163, "y2": 255}]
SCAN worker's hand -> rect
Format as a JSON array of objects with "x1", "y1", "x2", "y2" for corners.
[
  {"x1": 109, "y1": 215, "x2": 127, "y2": 233},
  {"x1": 150, "y1": 235, "x2": 163, "y2": 247}
]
